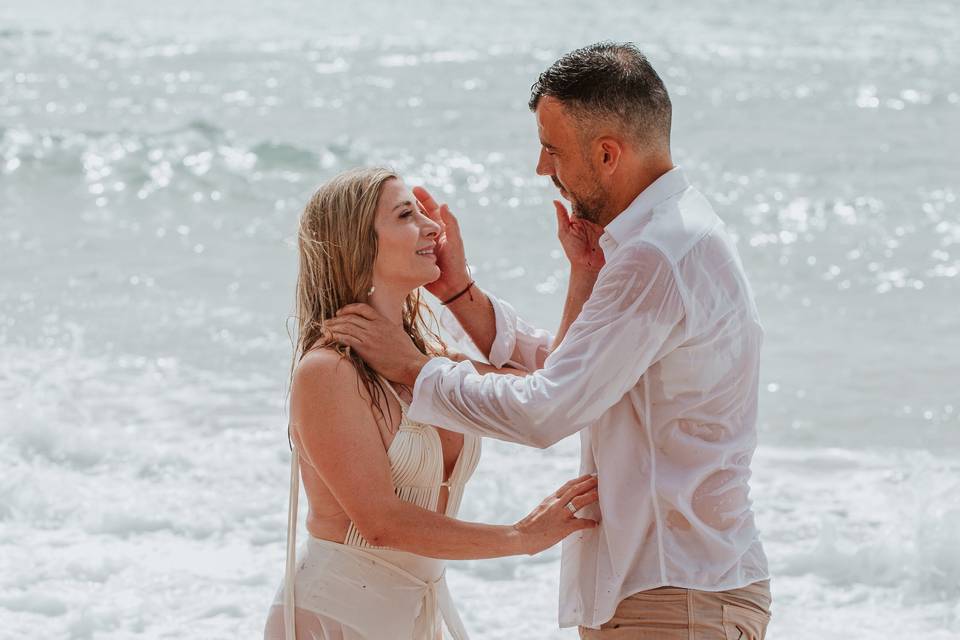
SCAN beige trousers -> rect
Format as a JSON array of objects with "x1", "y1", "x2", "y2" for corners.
[{"x1": 579, "y1": 580, "x2": 771, "y2": 640}]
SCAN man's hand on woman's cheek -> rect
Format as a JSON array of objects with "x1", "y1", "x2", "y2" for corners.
[{"x1": 325, "y1": 304, "x2": 429, "y2": 386}]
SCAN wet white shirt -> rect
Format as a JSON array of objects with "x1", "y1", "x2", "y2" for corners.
[{"x1": 408, "y1": 167, "x2": 770, "y2": 629}]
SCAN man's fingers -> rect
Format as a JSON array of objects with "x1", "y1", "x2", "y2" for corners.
[
  {"x1": 439, "y1": 204, "x2": 459, "y2": 231},
  {"x1": 327, "y1": 327, "x2": 364, "y2": 348},
  {"x1": 417, "y1": 199, "x2": 444, "y2": 230},
  {"x1": 439, "y1": 205, "x2": 464, "y2": 247},
  {"x1": 413, "y1": 186, "x2": 440, "y2": 214},
  {"x1": 336, "y1": 303, "x2": 379, "y2": 321},
  {"x1": 325, "y1": 316, "x2": 372, "y2": 334}
]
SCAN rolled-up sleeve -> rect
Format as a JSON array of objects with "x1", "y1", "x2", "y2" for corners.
[
  {"x1": 439, "y1": 289, "x2": 554, "y2": 370},
  {"x1": 409, "y1": 243, "x2": 687, "y2": 448}
]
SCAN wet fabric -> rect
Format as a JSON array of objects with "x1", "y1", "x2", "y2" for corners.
[
  {"x1": 413, "y1": 167, "x2": 770, "y2": 628},
  {"x1": 265, "y1": 377, "x2": 480, "y2": 639}
]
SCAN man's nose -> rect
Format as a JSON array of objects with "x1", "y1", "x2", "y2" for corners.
[{"x1": 535, "y1": 148, "x2": 552, "y2": 176}]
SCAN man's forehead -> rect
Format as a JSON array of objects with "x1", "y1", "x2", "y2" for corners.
[{"x1": 535, "y1": 97, "x2": 568, "y2": 140}]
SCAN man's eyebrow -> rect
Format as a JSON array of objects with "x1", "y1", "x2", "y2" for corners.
[
  {"x1": 540, "y1": 140, "x2": 557, "y2": 150},
  {"x1": 392, "y1": 200, "x2": 414, "y2": 211}
]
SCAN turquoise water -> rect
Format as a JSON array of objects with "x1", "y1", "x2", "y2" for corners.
[{"x1": 1, "y1": 1, "x2": 958, "y2": 637}]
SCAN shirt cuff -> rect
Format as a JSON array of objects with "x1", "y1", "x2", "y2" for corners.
[
  {"x1": 408, "y1": 356, "x2": 478, "y2": 425},
  {"x1": 437, "y1": 287, "x2": 518, "y2": 368},
  {"x1": 485, "y1": 292, "x2": 519, "y2": 368}
]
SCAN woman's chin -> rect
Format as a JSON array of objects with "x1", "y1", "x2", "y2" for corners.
[
  {"x1": 405, "y1": 266, "x2": 442, "y2": 291},
  {"x1": 424, "y1": 265, "x2": 442, "y2": 283}
]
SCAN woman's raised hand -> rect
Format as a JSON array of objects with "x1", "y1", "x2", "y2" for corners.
[
  {"x1": 413, "y1": 186, "x2": 472, "y2": 301},
  {"x1": 513, "y1": 473, "x2": 600, "y2": 555},
  {"x1": 554, "y1": 200, "x2": 606, "y2": 274}
]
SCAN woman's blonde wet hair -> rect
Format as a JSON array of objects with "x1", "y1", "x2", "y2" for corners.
[{"x1": 291, "y1": 167, "x2": 446, "y2": 428}]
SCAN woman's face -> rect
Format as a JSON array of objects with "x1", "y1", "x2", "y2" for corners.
[{"x1": 371, "y1": 178, "x2": 441, "y2": 291}]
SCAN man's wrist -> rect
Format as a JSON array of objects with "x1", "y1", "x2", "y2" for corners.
[{"x1": 404, "y1": 353, "x2": 431, "y2": 387}]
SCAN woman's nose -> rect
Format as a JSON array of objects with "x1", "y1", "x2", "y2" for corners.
[{"x1": 422, "y1": 216, "x2": 441, "y2": 238}]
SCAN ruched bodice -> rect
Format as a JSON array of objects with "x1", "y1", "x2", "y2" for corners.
[{"x1": 344, "y1": 378, "x2": 482, "y2": 548}]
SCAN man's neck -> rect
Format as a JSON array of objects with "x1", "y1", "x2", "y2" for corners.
[{"x1": 598, "y1": 159, "x2": 675, "y2": 228}]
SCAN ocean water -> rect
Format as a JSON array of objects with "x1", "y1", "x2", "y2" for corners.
[{"x1": 1, "y1": 0, "x2": 958, "y2": 637}]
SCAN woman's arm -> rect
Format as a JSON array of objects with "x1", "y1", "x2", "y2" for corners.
[
  {"x1": 358, "y1": 473, "x2": 597, "y2": 559},
  {"x1": 291, "y1": 350, "x2": 598, "y2": 560},
  {"x1": 552, "y1": 268, "x2": 599, "y2": 349},
  {"x1": 551, "y1": 201, "x2": 604, "y2": 349}
]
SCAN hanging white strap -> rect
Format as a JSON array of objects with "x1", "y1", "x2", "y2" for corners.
[
  {"x1": 377, "y1": 374, "x2": 410, "y2": 411},
  {"x1": 283, "y1": 446, "x2": 300, "y2": 640}
]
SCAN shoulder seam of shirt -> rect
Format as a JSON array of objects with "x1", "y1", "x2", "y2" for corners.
[
  {"x1": 650, "y1": 190, "x2": 722, "y2": 262},
  {"x1": 620, "y1": 239, "x2": 692, "y2": 344}
]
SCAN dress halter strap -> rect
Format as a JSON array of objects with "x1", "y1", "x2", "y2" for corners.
[
  {"x1": 282, "y1": 442, "x2": 299, "y2": 640},
  {"x1": 282, "y1": 379, "x2": 409, "y2": 640},
  {"x1": 378, "y1": 375, "x2": 411, "y2": 411}
]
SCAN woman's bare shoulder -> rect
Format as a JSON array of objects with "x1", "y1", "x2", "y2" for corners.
[{"x1": 291, "y1": 348, "x2": 370, "y2": 412}]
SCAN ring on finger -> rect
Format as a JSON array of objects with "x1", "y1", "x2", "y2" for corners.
[{"x1": 565, "y1": 501, "x2": 578, "y2": 514}]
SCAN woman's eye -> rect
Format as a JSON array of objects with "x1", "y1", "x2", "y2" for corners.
[{"x1": 399, "y1": 209, "x2": 413, "y2": 218}]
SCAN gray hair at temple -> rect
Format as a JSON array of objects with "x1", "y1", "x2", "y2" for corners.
[{"x1": 528, "y1": 42, "x2": 672, "y2": 150}]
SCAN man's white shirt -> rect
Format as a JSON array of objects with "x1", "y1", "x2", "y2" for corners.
[{"x1": 409, "y1": 167, "x2": 770, "y2": 629}]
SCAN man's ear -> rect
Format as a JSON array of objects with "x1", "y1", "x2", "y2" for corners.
[{"x1": 596, "y1": 137, "x2": 623, "y2": 175}]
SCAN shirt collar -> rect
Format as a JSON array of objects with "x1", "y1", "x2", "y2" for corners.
[{"x1": 599, "y1": 166, "x2": 690, "y2": 255}]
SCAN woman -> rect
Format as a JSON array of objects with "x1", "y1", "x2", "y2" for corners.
[{"x1": 263, "y1": 167, "x2": 600, "y2": 640}]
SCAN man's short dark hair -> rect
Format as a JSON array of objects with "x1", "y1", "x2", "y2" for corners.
[{"x1": 529, "y1": 42, "x2": 672, "y2": 148}]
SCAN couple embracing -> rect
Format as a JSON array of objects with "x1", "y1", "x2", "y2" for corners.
[{"x1": 264, "y1": 42, "x2": 771, "y2": 640}]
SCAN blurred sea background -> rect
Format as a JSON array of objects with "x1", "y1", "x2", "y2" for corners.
[{"x1": 1, "y1": 1, "x2": 958, "y2": 637}]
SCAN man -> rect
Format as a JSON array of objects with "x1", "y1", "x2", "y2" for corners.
[{"x1": 327, "y1": 42, "x2": 771, "y2": 639}]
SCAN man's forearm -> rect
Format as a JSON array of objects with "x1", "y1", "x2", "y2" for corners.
[
  {"x1": 552, "y1": 269, "x2": 599, "y2": 350},
  {"x1": 446, "y1": 270, "x2": 597, "y2": 363},
  {"x1": 445, "y1": 286, "x2": 498, "y2": 360}
]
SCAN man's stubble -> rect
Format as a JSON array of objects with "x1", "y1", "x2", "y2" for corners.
[{"x1": 551, "y1": 164, "x2": 609, "y2": 225}]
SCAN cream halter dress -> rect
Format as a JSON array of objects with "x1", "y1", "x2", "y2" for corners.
[{"x1": 266, "y1": 377, "x2": 481, "y2": 640}]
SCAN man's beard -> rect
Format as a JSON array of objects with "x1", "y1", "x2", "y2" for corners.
[{"x1": 552, "y1": 175, "x2": 607, "y2": 224}]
